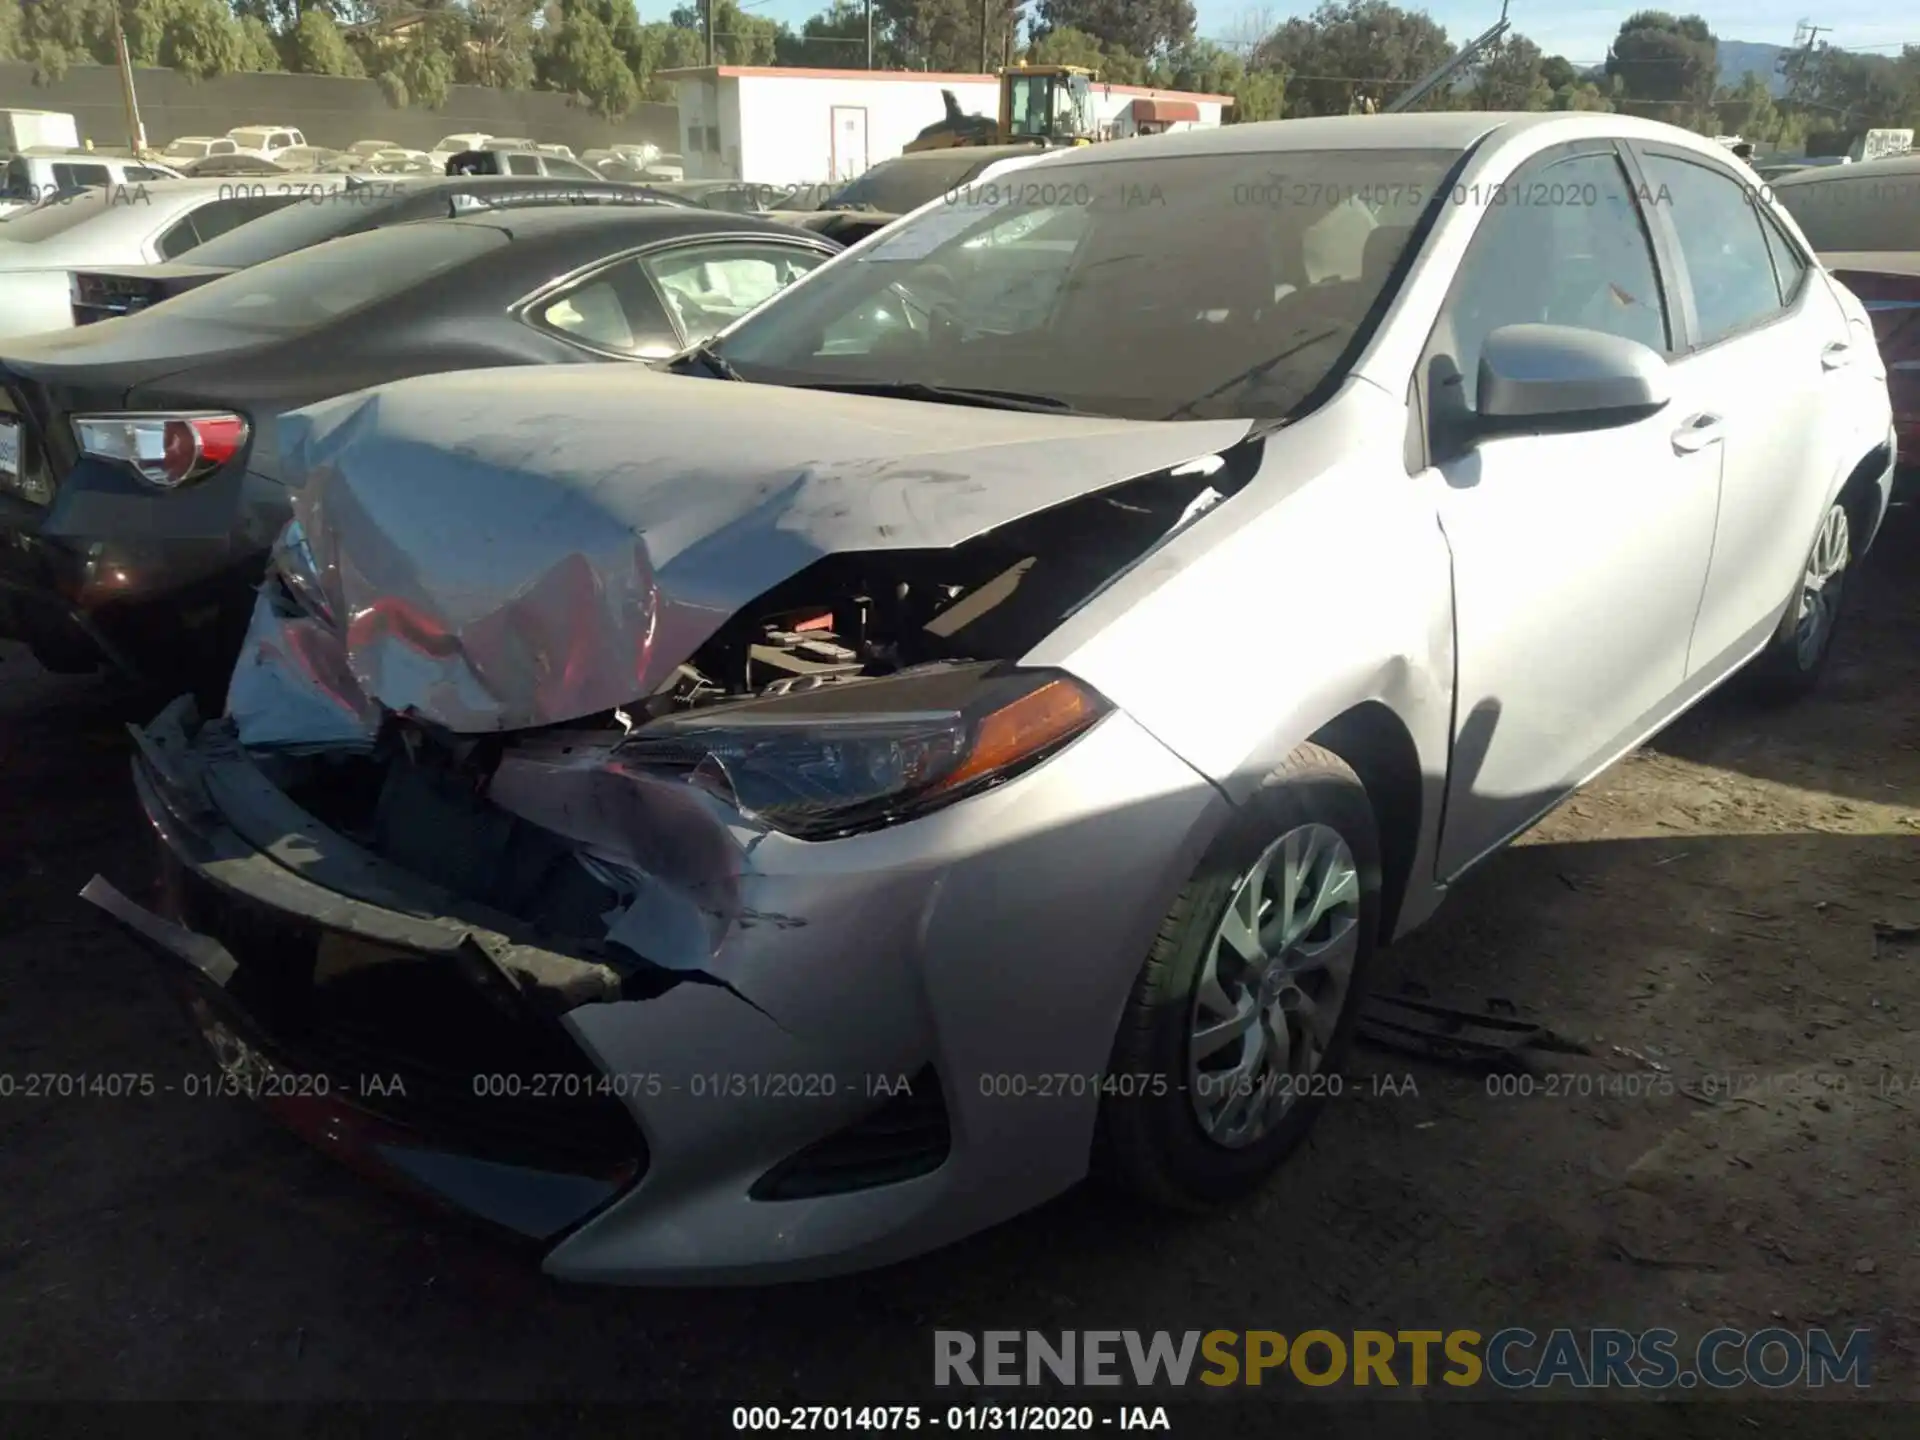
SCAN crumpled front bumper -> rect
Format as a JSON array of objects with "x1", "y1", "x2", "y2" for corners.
[{"x1": 90, "y1": 693, "x2": 1228, "y2": 1283}]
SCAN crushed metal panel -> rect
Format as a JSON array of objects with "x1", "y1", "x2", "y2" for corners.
[{"x1": 274, "y1": 367, "x2": 1250, "y2": 735}]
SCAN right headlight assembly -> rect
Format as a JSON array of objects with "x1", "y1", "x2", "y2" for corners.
[{"x1": 619, "y1": 663, "x2": 1110, "y2": 840}]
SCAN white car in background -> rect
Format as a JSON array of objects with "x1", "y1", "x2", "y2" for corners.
[
  {"x1": 0, "y1": 177, "x2": 344, "y2": 339},
  {"x1": 0, "y1": 150, "x2": 180, "y2": 218},
  {"x1": 226, "y1": 126, "x2": 307, "y2": 162},
  {"x1": 429, "y1": 132, "x2": 494, "y2": 168},
  {"x1": 273, "y1": 146, "x2": 342, "y2": 173},
  {"x1": 159, "y1": 136, "x2": 239, "y2": 166}
]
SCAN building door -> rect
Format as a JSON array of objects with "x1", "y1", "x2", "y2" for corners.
[{"x1": 830, "y1": 107, "x2": 868, "y2": 183}]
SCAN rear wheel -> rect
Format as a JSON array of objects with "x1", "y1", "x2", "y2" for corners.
[
  {"x1": 1750, "y1": 498, "x2": 1851, "y2": 699},
  {"x1": 1098, "y1": 743, "x2": 1380, "y2": 1210}
]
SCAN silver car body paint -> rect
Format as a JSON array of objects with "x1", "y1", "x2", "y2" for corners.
[
  {"x1": 259, "y1": 367, "x2": 1250, "y2": 736},
  {"x1": 128, "y1": 112, "x2": 1893, "y2": 1283}
]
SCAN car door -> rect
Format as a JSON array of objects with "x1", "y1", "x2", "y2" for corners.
[
  {"x1": 1629, "y1": 146, "x2": 1847, "y2": 680},
  {"x1": 1417, "y1": 142, "x2": 1723, "y2": 878}
]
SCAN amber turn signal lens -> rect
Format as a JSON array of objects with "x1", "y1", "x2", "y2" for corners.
[{"x1": 927, "y1": 677, "x2": 1104, "y2": 797}]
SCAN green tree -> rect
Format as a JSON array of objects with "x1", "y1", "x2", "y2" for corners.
[
  {"x1": 1228, "y1": 67, "x2": 1288, "y2": 121},
  {"x1": 632, "y1": 19, "x2": 705, "y2": 99},
  {"x1": 537, "y1": 9, "x2": 637, "y2": 116},
  {"x1": 1472, "y1": 33, "x2": 1551, "y2": 110},
  {"x1": 873, "y1": 0, "x2": 1016, "y2": 73},
  {"x1": 1256, "y1": 1, "x2": 1453, "y2": 117},
  {"x1": 158, "y1": 0, "x2": 248, "y2": 79},
  {"x1": 1802, "y1": 45, "x2": 1918, "y2": 130},
  {"x1": 392, "y1": 23, "x2": 457, "y2": 106},
  {"x1": 1714, "y1": 69, "x2": 1777, "y2": 138},
  {"x1": 288, "y1": 7, "x2": 365, "y2": 75},
  {"x1": 1605, "y1": 12, "x2": 1717, "y2": 109},
  {"x1": 17, "y1": 0, "x2": 115, "y2": 79},
  {"x1": 235, "y1": 14, "x2": 282, "y2": 69},
  {"x1": 1033, "y1": 0, "x2": 1196, "y2": 61},
  {"x1": 776, "y1": 1, "x2": 871, "y2": 68},
  {"x1": 669, "y1": 0, "x2": 785, "y2": 65},
  {"x1": 1552, "y1": 80, "x2": 1613, "y2": 112},
  {"x1": 1025, "y1": 23, "x2": 1148, "y2": 83},
  {"x1": 1539, "y1": 53, "x2": 1578, "y2": 91},
  {"x1": 459, "y1": 0, "x2": 538, "y2": 88}
]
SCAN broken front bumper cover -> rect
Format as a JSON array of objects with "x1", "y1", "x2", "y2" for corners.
[{"x1": 93, "y1": 693, "x2": 1229, "y2": 1282}]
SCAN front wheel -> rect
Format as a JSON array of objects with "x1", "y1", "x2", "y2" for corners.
[
  {"x1": 1750, "y1": 497, "x2": 1852, "y2": 699},
  {"x1": 1097, "y1": 743, "x2": 1381, "y2": 1210}
]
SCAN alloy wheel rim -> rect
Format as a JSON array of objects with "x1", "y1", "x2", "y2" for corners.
[
  {"x1": 1794, "y1": 504, "x2": 1850, "y2": 670},
  {"x1": 1187, "y1": 822, "x2": 1361, "y2": 1150}
]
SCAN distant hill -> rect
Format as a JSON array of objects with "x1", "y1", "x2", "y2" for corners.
[{"x1": 1718, "y1": 40, "x2": 1789, "y2": 96}]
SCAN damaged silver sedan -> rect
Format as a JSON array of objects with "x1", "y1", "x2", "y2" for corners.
[{"x1": 86, "y1": 113, "x2": 1896, "y2": 1282}]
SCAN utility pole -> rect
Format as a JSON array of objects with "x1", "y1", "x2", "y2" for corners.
[
  {"x1": 1384, "y1": 0, "x2": 1509, "y2": 113},
  {"x1": 1777, "y1": 19, "x2": 1827, "y2": 105},
  {"x1": 705, "y1": 0, "x2": 716, "y2": 66},
  {"x1": 110, "y1": 4, "x2": 146, "y2": 154},
  {"x1": 980, "y1": 0, "x2": 990, "y2": 73},
  {"x1": 866, "y1": 0, "x2": 874, "y2": 68}
]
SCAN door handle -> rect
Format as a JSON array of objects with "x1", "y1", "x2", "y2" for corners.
[
  {"x1": 1822, "y1": 341, "x2": 1854, "y2": 370},
  {"x1": 1671, "y1": 413, "x2": 1724, "y2": 454}
]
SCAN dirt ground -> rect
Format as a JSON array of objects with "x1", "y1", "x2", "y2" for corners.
[{"x1": 1, "y1": 498, "x2": 1915, "y2": 1422}]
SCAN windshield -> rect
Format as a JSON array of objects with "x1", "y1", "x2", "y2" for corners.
[
  {"x1": 1772, "y1": 171, "x2": 1920, "y2": 252},
  {"x1": 820, "y1": 152, "x2": 1000, "y2": 214},
  {"x1": 714, "y1": 148, "x2": 1459, "y2": 422},
  {"x1": 139, "y1": 220, "x2": 506, "y2": 333},
  {"x1": 178, "y1": 182, "x2": 411, "y2": 267}
]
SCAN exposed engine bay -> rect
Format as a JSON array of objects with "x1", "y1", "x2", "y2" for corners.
[{"x1": 236, "y1": 444, "x2": 1255, "y2": 978}]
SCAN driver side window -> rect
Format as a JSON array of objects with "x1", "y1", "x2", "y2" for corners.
[{"x1": 1438, "y1": 148, "x2": 1670, "y2": 414}]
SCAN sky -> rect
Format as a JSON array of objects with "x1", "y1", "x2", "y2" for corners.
[{"x1": 689, "y1": 0, "x2": 1916, "y2": 70}]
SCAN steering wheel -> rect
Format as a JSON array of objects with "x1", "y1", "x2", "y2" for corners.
[{"x1": 888, "y1": 264, "x2": 965, "y2": 340}]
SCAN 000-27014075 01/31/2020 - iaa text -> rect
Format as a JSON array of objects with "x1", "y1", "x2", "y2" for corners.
[{"x1": 729, "y1": 1404, "x2": 1175, "y2": 1431}]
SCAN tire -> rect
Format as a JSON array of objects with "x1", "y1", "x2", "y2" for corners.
[
  {"x1": 1748, "y1": 496, "x2": 1853, "y2": 701},
  {"x1": 1096, "y1": 742, "x2": 1382, "y2": 1211}
]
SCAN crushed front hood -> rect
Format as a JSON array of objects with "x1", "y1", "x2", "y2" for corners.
[{"x1": 267, "y1": 366, "x2": 1250, "y2": 735}]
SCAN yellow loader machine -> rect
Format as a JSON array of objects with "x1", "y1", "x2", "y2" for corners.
[{"x1": 905, "y1": 65, "x2": 1100, "y2": 154}]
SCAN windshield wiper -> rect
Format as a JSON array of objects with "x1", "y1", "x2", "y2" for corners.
[
  {"x1": 1160, "y1": 326, "x2": 1348, "y2": 423},
  {"x1": 790, "y1": 380, "x2": 1079, "y2": 413},
  {"x1": 671, "y1": 342, "x2": 743, "y2": 381}
]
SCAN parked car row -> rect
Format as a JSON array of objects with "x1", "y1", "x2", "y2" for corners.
[
  {"x1": 0, "y1": 113, "x2": 1904, "y2": 1287},
  {"x1": 145, "y1": 127, "x2": 684, "y2": 183}
]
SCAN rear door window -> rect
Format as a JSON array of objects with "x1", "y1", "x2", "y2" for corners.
[
  {"x1": 182, "y1": 194, "x2": 309, "y2": 247},
  {"x1": 642, "y1": 240, "x2": 832, "y2": 344},
  {"x1": 1639, "y1": 151, "x2": 1793, "y2": 346},
  {"x1": 52, "y1": 163, "x2": 111, "y2": 190},
  {"x1": 1, "y1": 158, "x2": 33, "y2": 202},
  {"x1": 506, "y1": 154, "x2": 541, "y2": 175}
]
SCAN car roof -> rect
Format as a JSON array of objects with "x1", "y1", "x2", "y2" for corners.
[
  {"x1": 1773, "y1": 151, "x2": 1920, "y2": 185},
  {"x1": 1016, "y1": 111, "x2": 1755, "y2": 170},
  {"x1": 438, "y1": 205, "x2": 826, "y2": 243},
  {"x1": 880, "y1": 143, "x2": 1060, "y2": 167}
]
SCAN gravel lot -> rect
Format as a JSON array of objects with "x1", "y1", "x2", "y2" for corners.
[{"x1": 2, "y1": 498, "x2": 1915, "y2": 1419}]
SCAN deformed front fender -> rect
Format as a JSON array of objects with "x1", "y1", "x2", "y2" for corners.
[{"x1": 1027, "y1": 378, "x2": 1457, "y2": 936}]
